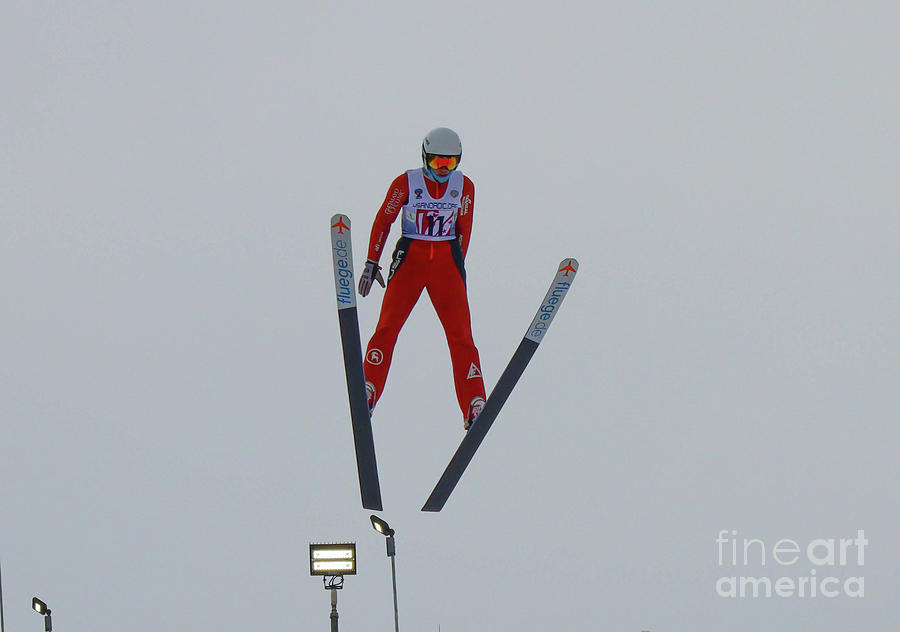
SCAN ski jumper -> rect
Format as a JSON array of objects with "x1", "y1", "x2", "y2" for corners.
[{"x1": 363, "y1": 168, "x2": 486, "y2": 418}]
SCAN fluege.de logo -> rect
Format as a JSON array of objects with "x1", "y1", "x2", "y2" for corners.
[{"x1": 715, "y1": 529, "x2": 867, "y2": 599}]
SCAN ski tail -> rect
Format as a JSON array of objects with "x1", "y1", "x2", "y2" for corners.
[
  {"x1": 422, "y1": 258, "x2": 578, "y2": 512},
  {"x1": 331, "y1": 214, "x2": 383, "y2": 511}
]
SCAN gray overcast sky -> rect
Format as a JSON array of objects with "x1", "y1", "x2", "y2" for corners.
[{"x1": 2, "y1": 1, "x2": 898, "y2": 630}]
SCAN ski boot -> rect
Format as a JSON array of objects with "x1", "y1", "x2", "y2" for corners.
[
  {"x1": 464, "y1": 396, "x2": 485, "y2": 431},
  {"x1": 366, "y1": 382, "x2": 376, "y2": 416}
]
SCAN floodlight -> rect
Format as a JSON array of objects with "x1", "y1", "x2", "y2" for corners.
[
  {"x1": 370, "y1": 515, "x2": 395, "y2": 537},
  {"x1": 309, "y1": 543, "x2": 357, "y2": 576},
  {"x1": 310, "y1": 542, "x2": 357, "y2": 631},
  {"x1": 32, "y1": 597, "x2": 52, "y2": 632},
  {"x1": 369, "y1": 515, "x2": 400, "y2": 632}
]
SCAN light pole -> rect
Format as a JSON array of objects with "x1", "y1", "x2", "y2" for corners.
[
  {"x1": 32, "y1": 598, "x2": 52, "y2": 632},
  {"x1": 0, "y1": 561, "x2": 5, "y2": 632},
  {"x1": 370, "y1": 515, "x2": 399, "y2": 632},
  {"x1": 309, "y1": 543, "x2": 357, "y2": 632}
]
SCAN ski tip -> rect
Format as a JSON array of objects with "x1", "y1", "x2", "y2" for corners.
[
  {"x1": 331, "y1": 213, "x2": 351, "y2": 230},
  {"x1": 557, "y1": 258, "x2": 579, "y2": 278},
  {"x1": 421, "y1": 502, "x2": 443, "y2": 513}
]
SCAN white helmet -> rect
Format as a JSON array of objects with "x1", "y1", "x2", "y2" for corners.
[{"x1": 422, "y1": 127, "x2": 462, "y2": 182}]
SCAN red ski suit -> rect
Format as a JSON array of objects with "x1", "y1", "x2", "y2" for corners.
[{"x1": 363, "y1": 169, "x2": 486, "y2": 418}]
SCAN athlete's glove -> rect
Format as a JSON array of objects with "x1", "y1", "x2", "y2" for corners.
[{"x1": 358, "y1": 259, "x2": 385, "y2": 297}]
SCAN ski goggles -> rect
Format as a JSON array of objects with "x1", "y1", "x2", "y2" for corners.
[{"x1": 425, "y1": 154, "x2": 459, "y2": 171}]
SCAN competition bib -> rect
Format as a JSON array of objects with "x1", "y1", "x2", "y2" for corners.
[{"x1": 401, "y1": 169, "x2": 462, "y2": 241}]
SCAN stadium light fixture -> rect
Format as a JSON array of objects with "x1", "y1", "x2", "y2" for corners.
[
  {"x1": 369, "y1": 515, "x2": 395, "y2": 537},
  {"x1": 370, "y1": 515, "x2": 400, "y2": 632},
  {"x1": 310, "y1": 542, "x2": 357, "y2": 632},
  {"x1": 309, "y1": 543, "x2": 357, "y2": 577},
  {"x1": 32, "y1": 597, "x2": 52, "y2": 632}
]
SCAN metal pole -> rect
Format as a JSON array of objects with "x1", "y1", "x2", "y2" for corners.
[
  {"x1": 0, "y1": 560, "x2": 5, "y2": 632},
  {"x1": 330, "y1": 588, "x2": 339, "y2": 632},
  {"x1": 386, "y1": 536, "x2": 399, "y2": 632},
  {"x1": 389, "y1": 555, "x2": 399, "y2": 632}
]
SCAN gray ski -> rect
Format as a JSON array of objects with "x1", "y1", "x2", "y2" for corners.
[
  {"x1": 330, "y1": 214, "x2": 383, "y2": 511},
  {"x1": 422, "y1": 258, "x2": 579, "y2": 512}
]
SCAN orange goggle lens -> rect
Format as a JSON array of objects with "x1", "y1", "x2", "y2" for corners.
[{"x1": 426, "y1": 155, "x2": 459, "y2": 170}]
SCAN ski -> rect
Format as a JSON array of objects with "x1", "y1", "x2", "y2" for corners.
[
  {"x1": 330, "y1": 214, "x2": 383, "y2": 511},
  {"x1": 422, "y1": 258, "x2": 579, "y2": 512}
]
